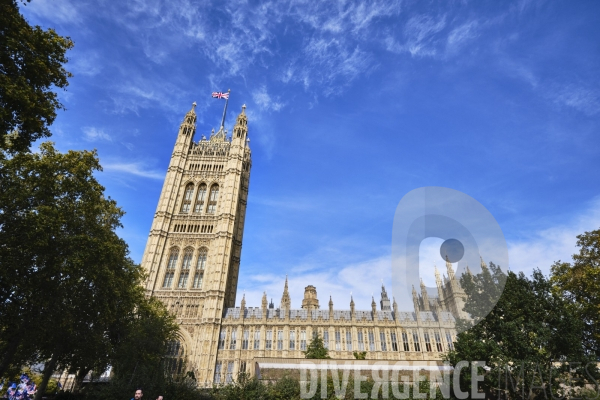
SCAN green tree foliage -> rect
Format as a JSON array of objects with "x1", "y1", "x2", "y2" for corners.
[
  {"x1": 551, "y1": 228, "x2": 600, "y2": 357},
  {"x1": 353, "y1": 351, "x2": 367, "y2": 360},
  {"x1": 0, "y1": 0, "x2": 73, "y2": 152},
  {"x1": 303, "y1": 334, "x2": 330, "y2": 359},
  {"x1": 0, "y1": 142, "x2": 178, "y2": 400},
  {"x1": 448, "y1": 263, "x2": 595, "y2": 399}
]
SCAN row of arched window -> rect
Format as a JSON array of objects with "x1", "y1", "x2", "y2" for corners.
[
  {"x1": 162, "y1": 247, "x2": 207, "y2": 290},
  {"x1": 181, "y1": 183, "x2": 219, "y2": 214}
]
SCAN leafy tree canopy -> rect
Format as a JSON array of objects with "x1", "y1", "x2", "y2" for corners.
[{"x1": 0, "y1": 0, "x2": 73, "y2": 152}]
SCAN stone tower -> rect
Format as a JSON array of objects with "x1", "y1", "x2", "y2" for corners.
[
  {"x1": 140, "y1": 103, "x2": 251, "y2": 383},
  {"x1": 301, "y1": 285, "x2": 320, "y2": 310}
]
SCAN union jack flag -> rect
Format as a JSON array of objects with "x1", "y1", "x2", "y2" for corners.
[{"x1": 212, "y1": 91, "x2": 229, "y2": 100}]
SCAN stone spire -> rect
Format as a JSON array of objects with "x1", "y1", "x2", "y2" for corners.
[
  {"x1": 412, "y1": 285, "x2": 420, "y2": 312},
  {"x1": 329, "y1": 295, "x2": 334, "y2": 314},
  {"x1": 371, "y1": 295, "x2": 377, "y2": 314},
  {"x1": 240, "y1": 292, "x2": 246, "y2": 310},
  {"x1": 233, "y1": 104, "x2": 248, "y2": 141},
  {"x1": 269, "y1": 298, "x2": 274, "y2": 309},
  {"x1": 480, "y1": 256, "x2": 488, "y2": 270},
  {"x1": 446, "y1": 255, "x2": 455, "y2": 280},
  {"x1": 280, "y1": 275, "x2": 291, "y2": 309},
  {"x1": 350, "y1": 293, "x2": 355, "y2": 314},
  {"x1": 393, "y1": 297, "x2": 398, "y2": 315},
  {"x1": 420, "y1": 279, "x2": 430, "y2": 311},
  {"x1": 261, "y1": 291, "x2": 268, "y2": 309},
  {"x1": 435, "y1": 266, "x2": 446, "y2": 310},
  {"x1": 380, "y1": 284, "x2": 392, "y2": 311}
]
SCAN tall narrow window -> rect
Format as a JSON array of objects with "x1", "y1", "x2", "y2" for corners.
[
  {"x1": 230, "y1": 330, "x2": 237, "y2": 350},
  {"x1": 335, "y1": 331, "x2": 341, "y2": 351},
  {"x1": 391, "y1": 332, "x2": 399, "y2": 351},
  {"x1": 380, "y1": 332, "x2": 387, "y2": 351},
  {"x1": 266, "y1": 330, "x2": 272, "y2": 350},
  {"x1": 194, "y1": 183, "x2": 207, "y2": 213},
  {"x1": 435, "y1": 331, "x2": 443, "y2": 352},
  {"x1": 193, "y1": 249, "x2": 207, "y2": 289},
  {"x1": 181, "y1": 183, "x2": 194, "y2": 213},
  {"x1": 214, "y1": 361, "x2": 222, "y2": 384},
  {"x1": 300, "y1": 330, "x2": 307, "y2": 351},
  {"x1": 413, "y1": 331, "x2": 421, "y2": 352},
  {"x1": 240, "y1": 361, "x2": 246, "y2": 373},
  {"x1": 218, "y1": 329, "x2": 226, "y2": 350},
  {"x1": 162, "y1": 249, "x2": 178, "y2": 288},
  {"x1": 323, "y1": 330, "x2": 329, "y2": 349},
  {"x1": 424, "y1": 332, "x2": 432, "y2": 352},
  {"x1": 368, "y1": 330, "x2": 375, "y2": 351},
  {"x1": 254, "y1": 330, "x2": 260, "y2": 350},
  {"x1": 402, "y1": 332, "x2": 410, "y2": 351},
  {"x1": 178, "y1": 248, "x2": 192, "y2": 288},
  {"x1": 446, "y1": 332, "x2": 454, "y2": 351},
  {"x1": 226, "y1": 362, "x2": 234, "y2": 383},
  {"x1": 357, "y1": 330, "x2": 365, "y2": 351},
  {"x1": 277, "y1": 330, "x2": 284, "y2": 350},
  {"x1": 242, "y1": 330, "x2": 249, "y2": 350},
  {"x1": 289, "y1": 330, "x2": 296, "y2": 350},
  {"x1": 346, "y1": 331, "x2": 353, "y2": 351},
  {"x1": 207, "y1": 184, "x2": 219, "y2": 214}
]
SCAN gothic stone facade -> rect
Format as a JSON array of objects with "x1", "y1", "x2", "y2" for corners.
[{"x1": 141, "y1": 105, "x2": 466, "y2": 386}]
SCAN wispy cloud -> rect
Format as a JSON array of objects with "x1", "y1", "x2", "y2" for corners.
[
  {"x1": 23, "y1": 0, "x2": 80, "y2": 24},
  {"x1": 102, "y1": 161, "x2": 165, "y2": 180},
  {"x1": 508, "y1": 197, "x2": 600, "y2": 277},
  {"x1": 83, "y1": 126, "x2": 112, "y2": 142},
  {"x1": 548, "y1": 84, "x2": 600, "y2": 116},
  {"x1": 251, "y1": 86, "x2": 284, "y2": 112}
]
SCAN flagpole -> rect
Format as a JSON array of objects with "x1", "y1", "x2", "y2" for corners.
[{"x1": 220, "y1": 89, "x2": 231, "y2": 130}]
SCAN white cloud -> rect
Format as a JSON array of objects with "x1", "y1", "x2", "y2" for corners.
[
  {"x1": 23, "y1": 0, "x2": 80, "y2": 24},
  {"x1": 239, "y1": 198, "x2": 600, "y2": 311},
  {"x1": 507, "y1": 198, "x2": 600, "y2": 277},
  {"x1": 549, "y1": 84, "x2": 600, "y2": 116},
  {"x1": 83, "y1": 126, "x2": 112, "y2": 142},
  {"x1": 102, "y1": 161, "x2": 165, "y2": 180},
  {"x1": 251, "y1": 86, "x2": 284, "y2": 112},
  {"x1": 446, "y1": 21, "x2": 479, "y2": 54}
]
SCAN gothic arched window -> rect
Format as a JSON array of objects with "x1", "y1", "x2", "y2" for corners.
[
  {"x1": 163, "y1": 249, "x2": 179, "y2": 288},
  {"x1": 178, "y1": 248, "x2": 193, "y2": 288},
  {"x1": 207, "y1": 184, "x2": 219, "y2": 214},
  {"x1": 164, "y1": 340, "x2": 185, "y2": 376},
  {"x1": 193, "y1": 248, "x2": 207, "y2": 289},
  {"x1": 194, "y1": 183, "x2": 207, "y2": 213},
  {"x1": 180, "y1": 183, "x2": 194, "y2": 213}
]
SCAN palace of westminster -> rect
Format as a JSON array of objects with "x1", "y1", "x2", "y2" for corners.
[{"x1": 141, "y1": 103, "x2": 469, "y2": 385}]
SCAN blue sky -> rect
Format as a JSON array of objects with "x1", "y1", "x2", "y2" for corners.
[{"x1": 21, "y1": 0, "x2": 600, "y2": 310}]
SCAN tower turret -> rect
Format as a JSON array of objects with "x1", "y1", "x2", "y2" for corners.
[{"x1": 380, "y1": 284, "x2": 392, "y2": 311}]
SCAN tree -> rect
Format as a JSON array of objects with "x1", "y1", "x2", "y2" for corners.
[
  {"x1": 551, "y1": 228, "x2": 600, "y2": 357},
  {"x1": 447, "y1": 264, "x2": 591, "y2": 399},
  {"x1": 0, "y1": 142, "x2": 176, "y2": 400},
  {"x1": 0, "y1": 0, "x2": 73, "y2": 152},
  {"x1": 303, "y1": 334, "x2": 330, "y2": 359}
]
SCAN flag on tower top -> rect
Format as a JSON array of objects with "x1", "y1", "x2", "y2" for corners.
[{"x1": 212, "y1": 91, "x2": 229, "y2": 100}]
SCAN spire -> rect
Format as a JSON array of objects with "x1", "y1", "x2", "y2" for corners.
[
  {"x1": 233, "y1": 104, "x2": 248, "y2": 140},
  {"x1": 350, "y1": 293, "x2": 355, "y2": 307},
  {"x1": 261, "y1": 292, "x2": 267, "y2": 309},
  {"x1": 329, "y1": 295, "x2": 334, "y2": 312},
  {"x1": 380, "y1": 283, "x2": 391, "y2": 311},
  {"x1": 420, "y1": 279, "x2": 430, "y2": 311},
  {"x1": 280, "y1": 275, "x2": 291, "y2": 309},
  {"x1": 446, "y1": 255, "x2": 455, "y2": 280},
  {"x1": 371, "y1": 295, "x2": 377, "y2": 314},
  {"x1": 435, "y1": 265, "x2": 442, "y2": 286},
  {"x1": 269, "y1": 298, "x2": 274, "y2": 309},
  {"x1": 241, "y1": 292, "x2": 246, "y2": 309},
  {"x1": 480, "y1": 256, "x2": 488, "y2": 270},
  {"x1": 178, "y1": 102, "x2": 197, "y2": 138}
]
